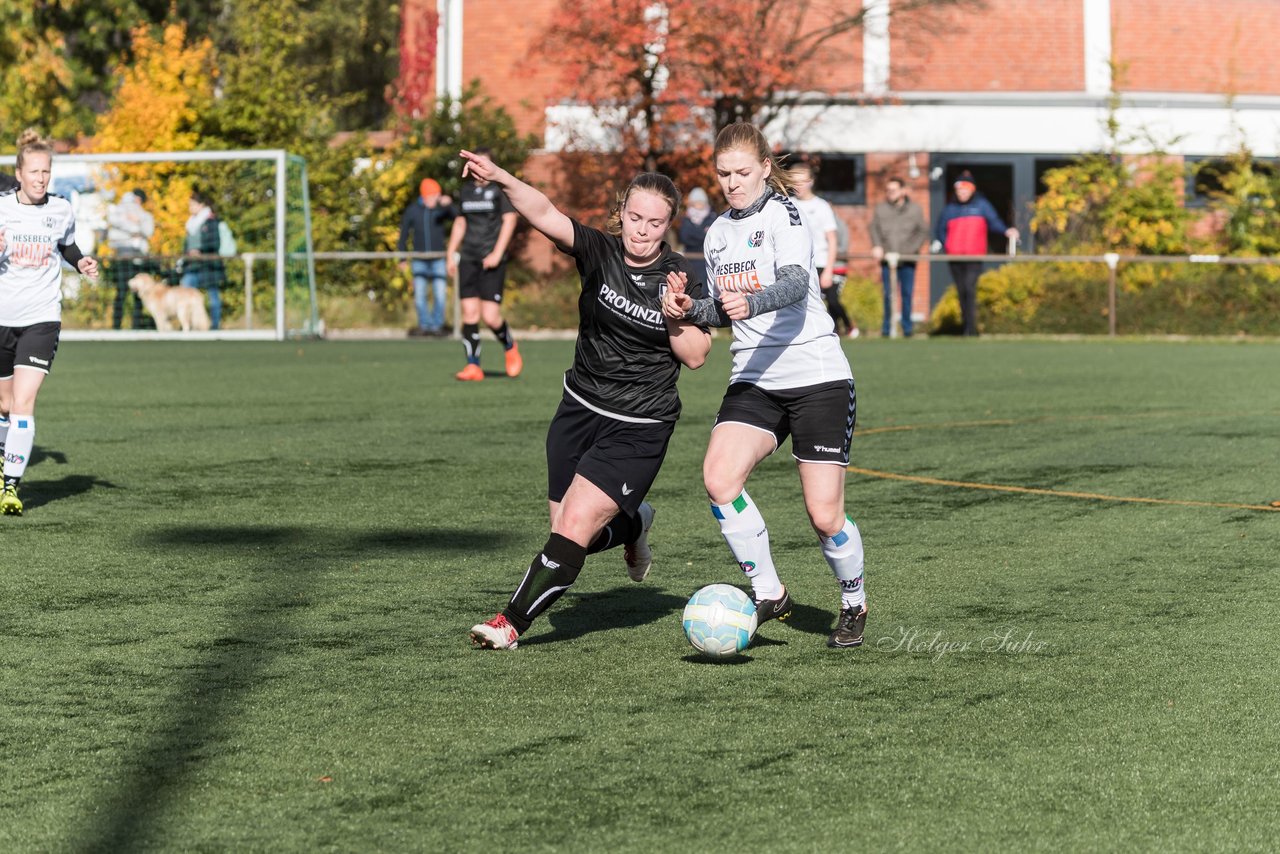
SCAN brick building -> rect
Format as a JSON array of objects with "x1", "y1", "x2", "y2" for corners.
[{"x1": 432, "y1": 0, "x2": 1280, "y2": 323}]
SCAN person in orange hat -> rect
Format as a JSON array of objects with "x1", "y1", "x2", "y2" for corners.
[
  {"x1": 445, "y1": 147, "x2": 522, "y2": 380},
  {"x1": 397, "y1": 177, "x2": 455, "y2": 336}
]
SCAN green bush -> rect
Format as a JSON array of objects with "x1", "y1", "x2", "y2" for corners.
[
  {"x1": 840, "y1": 273, "x2": 883, "y2": 334},
  {"x1": 928, "y1": 261, "x2": 1280, "y2": 336}
]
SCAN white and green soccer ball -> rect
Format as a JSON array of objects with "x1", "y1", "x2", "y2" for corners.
[{"x1": 682, "y1": 583, "x2": 757, "y2": 658}]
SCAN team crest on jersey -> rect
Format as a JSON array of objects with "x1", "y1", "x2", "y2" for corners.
[
  {"x1": 747, "y1": 230, "x2": 764, "y2": 248},
  {"x1": 43, "y1": 216, "x2": 56, "y2": 229}
]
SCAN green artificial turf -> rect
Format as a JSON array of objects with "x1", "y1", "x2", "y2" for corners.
[{"x1": 1, "y1": 337, "x2": 1277, "y2": 852}]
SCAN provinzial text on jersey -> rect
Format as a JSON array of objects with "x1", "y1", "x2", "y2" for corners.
[{"x1": 599, "y1": 282, "x2": 662, "y2": 325}]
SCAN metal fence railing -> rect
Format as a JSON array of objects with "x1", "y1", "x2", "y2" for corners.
[
  {"x1": 297, "y1": 249, "x2": 1280, "y2": 338},
  {"x1": 849, "y1": 250, "x2": 1280, "y2": 337}
]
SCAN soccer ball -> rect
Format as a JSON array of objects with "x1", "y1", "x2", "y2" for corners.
[{"x1": 682, "y1": 583, "x2": 757, "y2": 658}]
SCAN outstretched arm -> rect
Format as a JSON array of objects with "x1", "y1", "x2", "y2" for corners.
[{"x1": 460, "y1": 149, "x2": 574, "y2": 250}]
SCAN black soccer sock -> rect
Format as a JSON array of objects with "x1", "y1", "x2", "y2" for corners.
[
  {"x1": 586, "y1": 510, "x2": 643, "y2": 555},
  {"x1": 502, "y1": 533, "x2": 587, "y2": 634},
  {"x1": 462, "y1": 323, "x2": 481, "y2": 364},
  {"x1": 489, "y1": 321, "x2": 515, "y2": 350}
]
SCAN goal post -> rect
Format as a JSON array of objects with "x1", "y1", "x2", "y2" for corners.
[{"x1": 0, "y1": 148, "x2": 317, "y2": 341}]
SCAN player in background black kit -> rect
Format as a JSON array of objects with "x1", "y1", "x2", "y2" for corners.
[
  {"x1": 463, "y1": 149, "x2": 712, "y2": 650},
  {"x1": 446, "y1": 146, "x2": 522, "y2": 381}
]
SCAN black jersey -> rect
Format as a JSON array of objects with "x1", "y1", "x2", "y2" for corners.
[
  {"x1": 458, "y1": 181, "x2": 516, "y2": 260},
  {"x1": 562, "y1": 219, "x2": 706, "y2": 423}
]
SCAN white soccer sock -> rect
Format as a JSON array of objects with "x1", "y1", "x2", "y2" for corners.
[
  {"x1": 821, "y1": 516, "x2": 865, "y2": 609},
  {"x1": 712, "y1": 491, "x2": 783, "y2": 599},
  {"x1": 4, "y1": 414, "x2": 33, "y2": 481},
  {"x1": 0, "y1": 416, "x2": 8, "y2": 464}
]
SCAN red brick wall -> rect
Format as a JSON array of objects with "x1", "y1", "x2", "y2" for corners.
[
  {"x1": 890, "y1": 0, "x2": 1084, "y2": 91},
  {"x1": 462, "y1": 0, "x2": 564, "y2": 138},
  {"x1": 1114, "y1": 0, "x2": 1280, "y2": 94},
  {"x1": 805, "y1": 7, "x2": 863, "y2": 94}
]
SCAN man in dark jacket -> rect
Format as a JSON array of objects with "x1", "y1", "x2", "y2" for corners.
[
  {"x1": 398, "y1": 178, "x2": 455, "y2": 337},
  {"x1": 870, "y1": 177, "x2": 931, "y2": 337},
  {"x1": 933, "y1": 171, "x2": 1019, "y2": 336}
]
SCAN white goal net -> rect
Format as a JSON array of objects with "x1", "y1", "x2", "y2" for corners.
[{"x1": 1, "y1": 149, "x2": 318, "y2": 341}]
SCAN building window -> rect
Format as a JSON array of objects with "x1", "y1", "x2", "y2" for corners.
[
  {"x1": 1186, "y1": 156, "x2": 1278, "y2": 209},
  {"x1": 791, "y1": 152, "x2": 865, "y2": 206}
]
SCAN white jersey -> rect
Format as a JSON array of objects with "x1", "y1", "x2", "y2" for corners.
[
  {"x1": 791, "y1": 194, "x2": 838, "y2": 269},
  {"x1": 0, "y1": 191, "x2": 76, "y2": 326},
  {"x1": 703, "y1": 192, "x2": 851, "y2": 389}
]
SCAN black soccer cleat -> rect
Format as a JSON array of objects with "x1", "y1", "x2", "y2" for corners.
[
  {"x1": 752, "y1": 586, "x2": 793, "y2": 624},
  {"x1": 827, "y1": 604, "x2": 867, "y2": 648}
]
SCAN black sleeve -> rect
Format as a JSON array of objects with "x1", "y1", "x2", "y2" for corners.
[
  {"x1": 60, "y1": 242, "x2": 85, "y2": 266},
  {"x1": 566, "y1": 218, "x2": 613, "y2": 262},
  {"x1": 498, "y1": 193, "x2": 516, "y2": 216}
]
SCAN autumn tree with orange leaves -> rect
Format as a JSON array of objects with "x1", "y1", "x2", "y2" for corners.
[
  {"x1": 84, "y1": 23, "x2": 217, "y2": 256},
  {"x1": 533, "y1": 0, "x2": 979, "y2": 216}
]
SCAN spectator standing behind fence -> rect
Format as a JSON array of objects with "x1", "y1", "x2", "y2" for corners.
[
  {"x1": 445, "y1": 146, "x2": 521, "y2": 381},
  {"x1": 106, "y1": 189, "x2": 155, "y2": 330},
  {"x1": 791, "y1": 162, "x2": 858, "y2": 338},
  {"x1": 677, "y1": 187, "x2": 714, "y2": 255},
  {"x1": 180, "y1": 189, "x2": 226, "y2": 330},
  {"x1": 398, "y1": 178, "x2": 455, "y2": 338},
  {"x1": 932, "y1": 171, "x2": 1018, "y2": 337},
  {"x1": 870, "y1": 177, "x2": 930, "y2": 338}
]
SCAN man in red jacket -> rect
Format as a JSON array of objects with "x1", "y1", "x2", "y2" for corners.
[{"x1": 933, "y1": 172, "x2": 1019, "y2": 336}]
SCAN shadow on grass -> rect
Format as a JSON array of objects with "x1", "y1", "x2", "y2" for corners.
[
  {"x1": 681, "y1": 653, "x2": 753, "y2": 665},
  {"x1": 521, "y1": 586, "x2": 687, "y2": 647},
  {"x1": 31, "y1": 445, "x2": 69, "y2": 467},
  {"x1": 21, "y1": 474, "x2": 119, "y2": 510},
  {"x1": 778, "y1": 602, "x2": 837, "y2": 638},
  {"x1": 71, "y1": 524, "x2": 320, "y2": 852},
  {"x1": 348, "y1": 527, "x2": 514, "y2": 553}
]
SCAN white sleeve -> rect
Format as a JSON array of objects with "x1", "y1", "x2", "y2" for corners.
[
  {"x1": 770, "y1": 204, "x2": 812, "y2": 271},
  {"x1": 813, "y1": 199, "x2": 838, "y2": 233},
  {"x1": 61, "y1": 211, "x2": 77, "y2": 248}
]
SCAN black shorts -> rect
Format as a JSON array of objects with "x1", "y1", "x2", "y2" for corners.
[
  {"x1": 714, "y1": 379, "x2": 856, "y2": 465},
  {"x1": 0, "y1": 321, "x2": 61, "y2": 378},
  {"x1": 458, "y1": 258, "x2": 508, "y2": 303},
  {"x1": 546, "y1": 392, "x2": 675, "y2": 516}
]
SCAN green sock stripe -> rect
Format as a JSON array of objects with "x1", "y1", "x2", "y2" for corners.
[{"x1": 732, "y1": 494, "x2": 749, "y2": 514}]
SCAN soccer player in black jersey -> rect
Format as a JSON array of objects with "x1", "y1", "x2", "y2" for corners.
[
  {"x1": 446, "y1": 146, "x2": 522, "y2": 381},
  {"x1": 464, "y1": 149, "x2": 712, "y2": 650}
]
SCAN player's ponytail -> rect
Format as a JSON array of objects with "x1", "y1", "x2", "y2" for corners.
[
  {"x1": 16, "y1": 128, "x2": 54, "y2": 169},
  {"x1": 605, "y1": 172, "x2": 681, "y2": 237},
  {"x1": 713, "y1": 122, "x2": 797, "y2": 198}
]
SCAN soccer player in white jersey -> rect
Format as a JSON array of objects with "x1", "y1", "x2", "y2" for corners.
[
  {"x1": 462, "y1": 150, "x2": 711, "y2": 650},
  {"x1": 0, "y1": 129, "x2": 99, "y2": 515},
  {"x1": 663, "y1": 122, "x2": 867, "y2": 649},
  {"x1": 791, "y1": 161, "x2": 858, "y2": 338}
]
